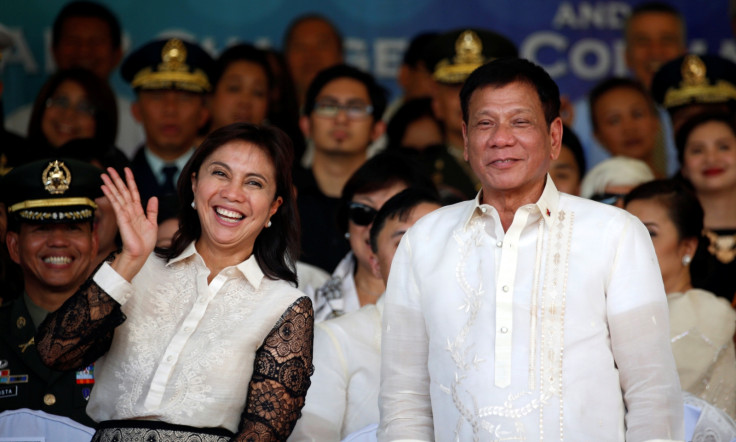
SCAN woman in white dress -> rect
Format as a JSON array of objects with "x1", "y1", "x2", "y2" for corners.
[{"x1": 625, "y1": 178, "x2": 736, "y2": 418}]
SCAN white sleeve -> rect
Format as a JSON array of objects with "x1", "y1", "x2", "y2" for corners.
[
  {"x1": 92, "y1": 261, "x2": 135, "y2": 305},
  {"x1": 606, "y1": 216, "x2": 684, "y2": 442},
  {"x1": 377, "y1": 234, "x2": 433, "y2": 442},
  {"x1": 289, "y1": 323, "x2": 347, "y2": 441}
]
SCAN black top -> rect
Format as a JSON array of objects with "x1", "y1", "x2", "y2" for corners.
[{"x1": 691, "y1": 228, "x2": 736, "y2": 303}]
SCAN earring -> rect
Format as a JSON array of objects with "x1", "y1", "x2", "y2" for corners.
[
  {"x1": 682, "y1": 254, "x2": 692, "y2": 266},
  {"x1": 344, "y1": 232, "x2": 351, "y2": 239},
  {"x1": 191, "y1": 201, "x2": 196, "y2": 209},
  {"x1": 266, "y1": 220, "x2": 272, "y2": 228}
]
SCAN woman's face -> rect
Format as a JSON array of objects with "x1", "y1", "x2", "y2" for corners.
[
  {"x1": 192, "y1": 140, "x2": 282, "y2": 257},
  {"x1": 681, "y1": 120, "x2": 736, "y2": 194},
  {"x1": 549, "y1": 144, "x2": 581, "y2": 195},
  {"x1": 210, "y1": 61, "x2": 270, "y2": 130},
  {"x1": 625, "y1": 198, "x2": 690, "y2": 294},
  {"x1": 593, "y1": 87, "x2": 659, "y2": 161},
  {"x1": 348, "y1": 181, "x2": 408, "y2": 272},
  {"x1": 41, "y1": 79, "x2": 96, "y2": 147}
]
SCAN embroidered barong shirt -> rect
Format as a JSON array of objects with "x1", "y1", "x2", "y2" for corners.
[{"x1": 379, "y1": 176, "x2": 683, "y2": 441}]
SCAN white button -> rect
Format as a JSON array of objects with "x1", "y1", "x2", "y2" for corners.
[
  {"x1": 500, "y1": 327, "x2": 508, "y2": 334},
  {"x1": 166, "y1": 355, "x2": 173, "y2": 362},
  {"x1": 502, "y1": 285, "x2": 509, "y2": 292},
  {"x1": 496, "y1": 241, "x2": 503, "y2": 248},
  {"x1": 480, "y1": 207, "x2": 487, "y2": 213},
  {"x1": 183, "y1": 327, "x2": 191, "y2": 332},
  {"x1": 197, "y1": 297, "x2": 206, "y2": 304}
]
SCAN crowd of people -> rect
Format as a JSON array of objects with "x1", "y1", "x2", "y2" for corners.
[{"x1": 2, "y1": 1, "x2": 736, "y2": 441}]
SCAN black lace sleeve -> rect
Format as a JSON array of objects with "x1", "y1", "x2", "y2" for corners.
[
  {"x1": 35, "y1": 255, "x2": 127, "y2": 371},
  {"x1": 233, "y1": 296, "x2": 314, "y2": 442}
]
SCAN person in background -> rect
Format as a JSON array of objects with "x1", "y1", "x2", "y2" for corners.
[
  {"x1": 290, "y1": 188, "x2": 442, "y2": 441},
  {"x1": 379, "y1": 57, "x2": 682, "y2": 440},
  {"x1": 549, "y1": 125, "x2": 586, "y2": 196},
  {"x1": 25, "y1": 69, "x2": 119, "y2": 161},
  {"x1": 36, "y1": 123, "x2": 313, "y2": 440},
  {"x1": 589, "y1": 77, "x2": 662, "y2": 176},
  {"x1": 1, "y1": 158, "x2": 102, "y2": 427},
  {"x1": 310, "y1": 151, "x2": 436, "y2": 323},
  {"x1": 675, "y1": 112, "x2": 736, "y2": 303},
  {"x1": 121, "y1": 38, "x2": 213, "y2": 204},
  {"x1": 424, "y1": 28, "x2": 518, "y2": 199},
  {"x1": 625, "y1": 179, "x2": 736, "y2": 419},
  {"x1": 295, "y1": 64, "x2": 387, "y2": 273},
  {"x1": 4, "y1": 1, "x2": 143, "y2": 157},
  {"x1": 580, "y1": 156, "x2": 655, "y2": 207},
  {"x1": 651, "y1": 53, "x2": 736, "y2": 134},
  {"x1": 572, "y1": 1, "x2": 686, "y2": 175},
  {"x1": 283, "y1": 14, "x2": 344, "y2": 108},
  {"x1": 0, "y1": 23, "x2": 29, "y2": 173}
]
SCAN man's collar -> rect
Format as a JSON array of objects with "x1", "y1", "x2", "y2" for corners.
[
  {"x1": 144, "y1": 146, "x2": 195, "y2": 175},
  {"x1": 167, "y1": 241, "x2": 265, "y2": 289},
  {"x1": 463, "y1": 174, "x2": 560, "y2": 229}
]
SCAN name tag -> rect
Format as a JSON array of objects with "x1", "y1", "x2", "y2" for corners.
[{"x1": 0, "y1": 385, "x2": 18, "y2": 398}]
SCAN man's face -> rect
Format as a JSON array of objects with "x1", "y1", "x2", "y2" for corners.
[
  {"x1": 462, "y1": 82, "x2": 562, "y2": 200},
  {"x1": 53, "y1": 16, "x2": 122, "y2": 80},
  {"x1": 373, "y1": 202, "x2": 441, "y2": 284},
  {"x1": 285, "y1": 18, "x2": 343, "y2": 99},
  {"x1": 432, "y1": 82, "x2": 464, "y2": 143},
  {"x1": 132, "y1": 90, "x2": 209, "y2": 160},
  {"x1": 7, "y1": 222, "x2": 98, "y2": 294},
  {"x1": 301, "y1": 77, "x2": 383, "y2": 157},
  {"x1": 625, "y1": 12, "x2": 686, "y2": 89}
]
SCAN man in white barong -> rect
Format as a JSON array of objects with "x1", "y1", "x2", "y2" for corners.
[{"x1": 378, "y1": 57, "x2": 683, "y2": 442}]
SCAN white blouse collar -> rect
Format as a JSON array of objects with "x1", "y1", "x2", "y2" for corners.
[{"x1": 167, "y1": 241, "x2": 265, "y2": 289}]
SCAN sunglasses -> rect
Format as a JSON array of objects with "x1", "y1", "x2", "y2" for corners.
[
  {"x1": 591, "y1": 192, "x2": 628, "y2": 205},
  {"x1": 348, "y1": 202, "x2": 378, "y2": 226}
]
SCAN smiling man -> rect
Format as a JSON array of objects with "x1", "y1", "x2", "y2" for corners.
[
  {"x1": 378, "y1": 58, "x2": 683, "y2": 441},
  {"x1": 295, "y1": 64, "x2": 387, "y2": 272},
  {"x1": 121, "y1": 38, "x2": 213, "y2": 205},
  {"x1": 1, "y1": 158, "x2": 101, "y2": 427}
]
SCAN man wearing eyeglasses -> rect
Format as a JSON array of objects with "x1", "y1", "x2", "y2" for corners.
[{"x1": 295, "y1": 64, "x2": 387, "y2": 273}]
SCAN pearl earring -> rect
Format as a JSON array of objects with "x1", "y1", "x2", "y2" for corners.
[
  {"x1": 682, "y1": 254, "x2": 692, "y2": 266},
  {"x1": 266, "y1": 220, "x2": 272, "y2": 228},
  {"x1": 344, "y1": 232, "x2": 351, "y2": 239},
  {"x1": 191, "y1": 201, "x2": 196, "y2": 209}
]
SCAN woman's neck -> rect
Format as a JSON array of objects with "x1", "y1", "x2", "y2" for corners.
[
  {"x1": 698, "y1": 190, "x2": 736, "y2": 229},
  {"x1": 353, "y1": 264, "x2": 384, "y2": 307},
  {"x1": 665, "y1": 270, "x2": 692, "y2": 295}
]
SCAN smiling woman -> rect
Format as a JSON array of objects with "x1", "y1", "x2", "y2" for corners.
[{"x1": 35, "y1": 123, "x2": 313, "y2": 441}]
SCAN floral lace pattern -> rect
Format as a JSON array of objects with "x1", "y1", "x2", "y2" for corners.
[{"x1": 236, "y1": 296, "x2": 314, "y2": 441}]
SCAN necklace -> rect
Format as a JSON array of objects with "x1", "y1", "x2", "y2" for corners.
[{"x1": 704, "y1": 229, "x2": 736, "y2": 264}]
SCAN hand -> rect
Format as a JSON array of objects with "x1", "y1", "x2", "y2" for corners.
[{"x1": 100, "y1": 167, "x2": 159, "y2": 281}]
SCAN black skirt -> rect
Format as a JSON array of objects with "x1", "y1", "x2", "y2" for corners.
[{"x1": 91, "y1": 419, "x2": 234, "y2": 442}]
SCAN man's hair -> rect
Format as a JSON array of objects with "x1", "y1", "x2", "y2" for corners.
[
  {"x1": 369, "y1": 187, "x2": 442, "y2": 253},
  {"x1": 460, "y1": 57, "x2": 560, "y2": 126},
  {"x1": 52, "y1": 1, "x2": 122, "y2": 49},
  {"x1": 303, "y1": 64, "x2": 388, "y2": 121},
  {"x1": 283, "y1": 14, "x2": 343, "y2": 53},
  {"x1": 624, "y1": 2, "x2": 686, "y2": 44},
  {"x1": 588, "y1": 77, "x2": 656, "y2": 132},
  {"x1": 402, "y1": 32, "x2": 439, "y2": 68}
]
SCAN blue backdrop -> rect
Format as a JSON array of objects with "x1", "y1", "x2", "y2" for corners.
[{"x1": 1, "y1": 0, "x2": 734, "y2": 116}]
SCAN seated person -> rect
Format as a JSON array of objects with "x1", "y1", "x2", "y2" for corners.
[
  {"x1": 625, "y1": 179, "x2": 736, "y2": 419},
  {"x1": 589, "y1": 77, "x2": 663, "y2": 176},
  {"x1": 290, "y1": 188, "x2": 442, "y2": 441},
  {"x1": 580, "y1": 156, "x2": 655, "y2": 207}
]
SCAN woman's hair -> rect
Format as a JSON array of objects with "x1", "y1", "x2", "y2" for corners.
[
  {"x1": 624, "y1": 178, "x2": 704, "y2": 241},
  {"x1": 561, "y1": 124, "x2": 586, "y2": 177},
  {"x1": 386, "y1": 97, "x2": 443, "y2": 150},
  {"x1": 27, "y1": 68, "x2": 118, "y2": 149},
  {"x1": 212, "y1": 43, "x2": 273, "y2": 93},
  {"x1": 158, "y1": 122, "x2": 299, "y2": 285},
  {"x1": 579, "y1": 156, "x2": 655, "y2": 199},
  {"x1": 337, "y1": 151, "x2": 437, "y2": 233},
  {"x1": 675, "y1": 111, "x2": 736, "y2": 167}
]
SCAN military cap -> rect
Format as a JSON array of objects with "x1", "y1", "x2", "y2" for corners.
[
  {"x1": 425, "y1": 28, "x2": 518, "y2": 84},
  {"x1": 2, "y1": 158, "x2": 102, "y2": 223},
  {"x1": 651, "y1": 54, "x2": 736, "y2": 110},
  {"x1": 121, "y1": 38, "x2": 214, "y2": 93}
]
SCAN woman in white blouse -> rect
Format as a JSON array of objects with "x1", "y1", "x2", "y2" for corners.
[
  {"x1": 37, "y1": 123, "x2": 314, "y2": 441},
  {"x1": 625, "y1": 179, "x2": 736, "y2": 418}
]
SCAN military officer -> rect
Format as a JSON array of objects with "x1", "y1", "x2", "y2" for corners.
[{"x1": 0, "y1": 158, "x2": 102, "y2": 427}]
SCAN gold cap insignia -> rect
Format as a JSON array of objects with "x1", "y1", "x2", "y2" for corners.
[
  {"x1": 433, "y1": 30, "x2": 487, "y2": 84},
  {"x1": 160, "y1": 39, "x2": 188, "y2": 73},
  {"x1": 42, "y1": 160, "x2": 71, "y2": 195},
  {"x1": 663, "y1": 54, "x2": 736, "y2": 109},
  {"x1": 130, "y1": 38, "x2": 212, "y2": 93}
]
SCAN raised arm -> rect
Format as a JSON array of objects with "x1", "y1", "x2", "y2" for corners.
[{"x1": 233, "y1": 296, "x2": 314, "y2": 442}]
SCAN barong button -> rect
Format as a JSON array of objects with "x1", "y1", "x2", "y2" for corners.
[
  {"x1": 43, "y1": 394, "x2": 56, "y2": 406},
  {"x1": 502, "y1": 285, "x2": 509, "y2": 292},
  {"x1": 500, "y1": 327, "x2": 508, "y2": 333},
  {"x1": 496, "y1": 241, "x2": 503, "y2": 248},
  {"x1": 166, "y1": 355, "x2": 173, "y2": 362}
]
